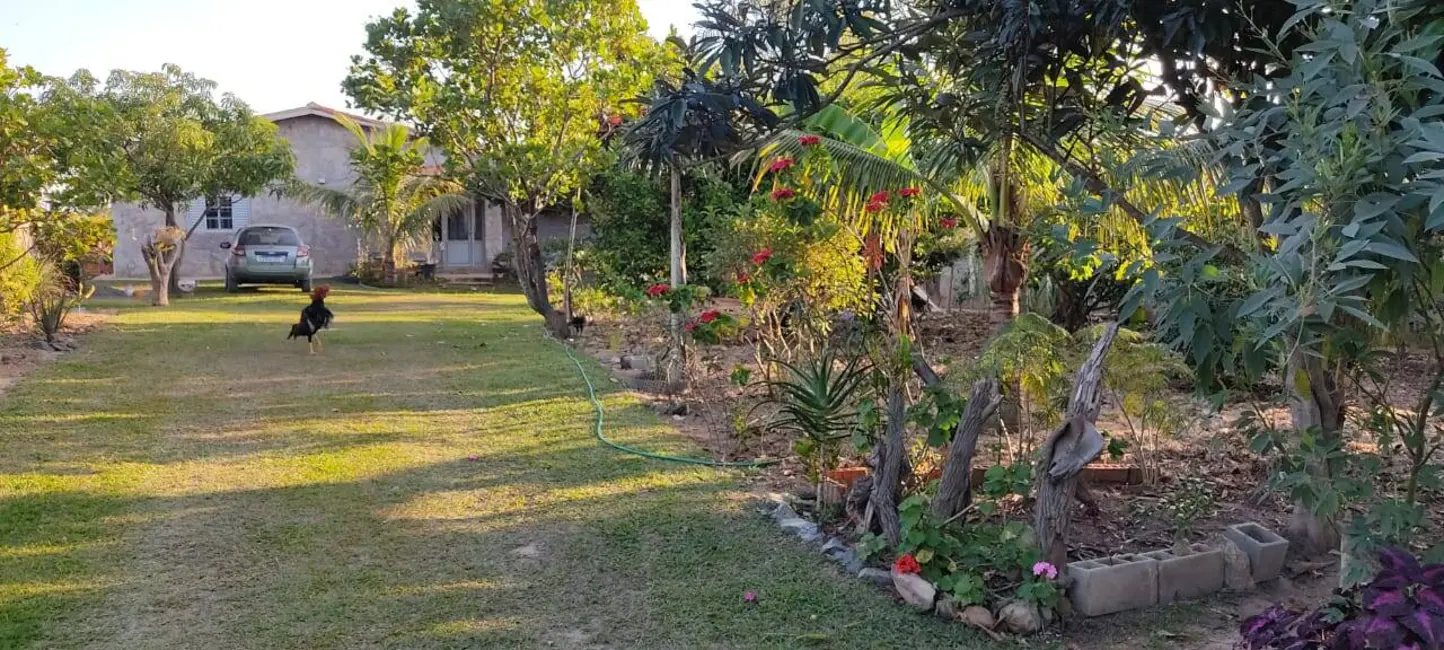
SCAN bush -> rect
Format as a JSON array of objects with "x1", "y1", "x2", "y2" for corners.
[
  {"x1": 0, "y1": 232, "x2": 41, "y2": 317},
  {"x1": 27, "y1": 259, "x2": 91, "y2": 344},
  {"x1": 1237, "y1": 547, "x2": 1444, "y2": 650}
]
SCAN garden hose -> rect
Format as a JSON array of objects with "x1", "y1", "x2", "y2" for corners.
[{"x1": 560, "y1": 343, "x2": 780, "y2": 468}]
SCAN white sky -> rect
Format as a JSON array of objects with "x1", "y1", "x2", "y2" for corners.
[{"x1": 0, "y1": 0, "x2": 698, "y2": 114}]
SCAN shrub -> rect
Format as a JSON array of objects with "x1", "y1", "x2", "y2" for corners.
[
  {"x1": 0, "y1": 232, "x2": 41, "y2": 317},
  {"x1": 27, "y1": 260, "x2": 91, "y2": 344},
  {"x1": 1237, "y1": 547, "x2": 1444, "y2": 650}
]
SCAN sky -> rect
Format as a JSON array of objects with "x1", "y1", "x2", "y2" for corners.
[{"x1": 0, "y1": 0, "x2": 699, "y2": 115}]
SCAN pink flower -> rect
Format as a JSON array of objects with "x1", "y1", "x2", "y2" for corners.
[
  {"x1": 752, "y1": 249, "x2": 773, "y2": 265},
  {"x1": 940, "y1": 217, "x2": 958, "y2": 230},
  {"x1": 744, "y1": 590, "x2": 757, "y2": 603},
  {"x1": 467, "y1": 455, "x2": 479, "y2": 462},
  {"x1": 1032, "y1": 561, "x2": 1058, "y2": 580},
  {"x1": 771, "y1": 187, "x2": 795, "y2": 201},
  {"x1": 768, "y1": 158, "x2": 795, "y2": 174},
  {"x1": 798, "y1": 134, "x2": 821, "y2": 146},
  {"x1": 898, "y1": 187, "x2": 921, "y2": 197}
]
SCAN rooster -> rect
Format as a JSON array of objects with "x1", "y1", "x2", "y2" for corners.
[{"x1": 288, "y1": 286, "x2": 334, "y2": 354}]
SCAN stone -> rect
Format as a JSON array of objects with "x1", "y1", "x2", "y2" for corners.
[
  {"x1": 1144, "y1": 544, "x2": 1225, "y2": 604},
  {"x1": 998, "y1": 600, "x2": 1043, "y2": 634},
  {"x1": 777, "y1": 517, "x2": 822, "y2": 543},
  {"x1": 1224, "y1": 523, "x2": 1289, "y2": 582},
  {"x1": 960, "y1": 605, "x2": 996, "y2": 630},
  {"x1": 1219, "y1": 535, "x2": 1255, "y2": 591},
  {"x1": 934, "y1": 596, "x2": 961, "y2": 620},
  {"x1": 619, "y1": 355, "x2": 654, "y2": 372},
  {"x1": 820, "y1": 537, "x2": 848, "y2": 556},
  {"x1": 1067, "y1": 553, "x2": 1159, "y2": 617},
  {"x1": 770, "y1": 502, "x2": 800, "y2": 523},
  {"x1": 892, "y1": 571, "x2": 936, "y2": 611},
  {"x1": 858, "y1": 567, "x2": 893, "y2": 586},
  {"x1": 840, "y1": 551, "x2": 865, "y2": 575}
]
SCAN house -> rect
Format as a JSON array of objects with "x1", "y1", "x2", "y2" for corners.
[{"x1": 109, "y1": 103, "x2": 586, "y2": 281}]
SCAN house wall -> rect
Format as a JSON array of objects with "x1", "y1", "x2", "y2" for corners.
[{"x1": 111, "y1": 115, "x2": 369, "y2": 280}]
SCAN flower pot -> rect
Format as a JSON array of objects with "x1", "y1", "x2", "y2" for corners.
[
  {"x1": 828, "y1": 467, "x2": 869, "y2": 489},
  {"x1": 1067, "y1": 553, "x2": 1159, "y2": 617},
  {"x1": 1082, "y1": 464, "x2": 1134, "y2": 484},
  {"x1": 818, "y1": 479, "x2": 846, "y2": 506}
]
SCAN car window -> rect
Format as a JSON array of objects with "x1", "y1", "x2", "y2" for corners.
[{"x1": 239, "y1": 227, "x2": 300, "y2": 246}]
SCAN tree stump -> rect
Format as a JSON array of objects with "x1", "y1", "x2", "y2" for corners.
[{"x1": 932, "y1": 378, "x2": 1001, "y2": 521}]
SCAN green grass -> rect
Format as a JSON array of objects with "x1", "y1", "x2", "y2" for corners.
[{"x1": 0, "y1": 287, "x2": 996, "y2": 649}]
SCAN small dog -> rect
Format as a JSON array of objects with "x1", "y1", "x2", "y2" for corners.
[{"x1": 288, "y1": 286, "x2": 334, "y2": 354}]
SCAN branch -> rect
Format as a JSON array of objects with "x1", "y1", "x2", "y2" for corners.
[{"x1": 1013, "y1": 128, "x2": 1244, "y2": 263}]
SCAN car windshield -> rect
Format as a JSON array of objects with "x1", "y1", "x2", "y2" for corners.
[{"x1": 239, "y1": 227, "x2": 300, "y2": 246}]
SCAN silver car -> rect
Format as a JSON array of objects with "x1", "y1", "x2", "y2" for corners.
[{"x1": 221, "y1": 225, "x2": 314, "y2": 292}]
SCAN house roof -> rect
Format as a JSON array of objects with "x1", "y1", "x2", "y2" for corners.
[{"x1": 261, "y1": 102, "x2": 391, "y2": 130}]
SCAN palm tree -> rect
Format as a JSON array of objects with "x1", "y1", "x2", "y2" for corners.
[{"x1": 293, "y1": 115, "x2": 469, "y2": 283}]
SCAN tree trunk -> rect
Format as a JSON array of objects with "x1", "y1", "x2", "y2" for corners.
[
  {"x1": 142, "y1": 228, "x2": 183, "y2": 308},
  {"x1": 666, "y1": 164, "x2": 687, "y2": 387},
  {"x1": 933, "y1": 379, "x2": 1002, "y2": 521},
  {"x1": 870, "y1": 381, "x2": 908, "y2": 545},
  {"x1": 384, "y1": 235, "x2": 399, "y2": 285},
  {"x1": 1035, "y1": 322, "x2": 1119, "y2": 568},
  {"x1": 509, "y1": 207, "x2": 569, "y2": 338},
  {"x1": 982, "y1": 224, "x2": 1026, "y2": 329},
  {"x1": 163, "y1": 204, "x2": 186, "y2": 297},
  {"x1": 563, "y1": 201, "x2": 579, "y2": 322},
  {"x1": 1284, "y1": 347, "x2": 1345, "y2": 557}
]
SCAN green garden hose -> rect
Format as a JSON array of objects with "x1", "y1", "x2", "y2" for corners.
[{"x1": 561, "y1": 343, "x2": 780, "y2": 468}]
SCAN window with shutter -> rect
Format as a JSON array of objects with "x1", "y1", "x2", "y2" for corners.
[{"x1": 189, "y1": 195, "x2": 250, "y2": 231}]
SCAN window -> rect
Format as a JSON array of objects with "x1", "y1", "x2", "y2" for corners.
[
  {"x1": 238, "y1": 227, "x2": 300, "y2": 246},
  {"x1": 204, "y1": 196, "x2": 234, "y2": 230}
]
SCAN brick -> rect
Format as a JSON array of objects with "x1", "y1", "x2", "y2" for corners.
[
  {"x1": 1223, "y1": 523, "x2": 1289, "y2": 582},
  {"x1": 1067, "y1": 553, "x2": 1158, "y2": 617},
  {"x1": 1144, "y1": 544, "x2": 1225, "y2": 604}
]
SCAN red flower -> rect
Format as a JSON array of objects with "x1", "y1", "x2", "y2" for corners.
[
  {"x1": 798, "y1": 134, "x2": 821, "y2": 146},
  {"x1": 768, "y1": 158, "x2": 795, "y2": 174},
  {"x1": 752, "y1": 249, "x2": 773, "y2": 265},
  {"x1": 894, "y1": 554, "x2": 922, "y2": 574},
  {"x1": 736, "y1": 272, "x2": 750, "y2": 284},
  {"x1": 645, "y1": 283, "x2": 670, "y2": 298},
  {"x1": 898, "y1": 187, "x2": 921, "y2": 197},
  {"x1": 607, "y1": 114, "x2": 623, "y2": 126},
  {"x1": 684, "y1": 321, "x2": 698, "y2": 333},
  {"x1": 771, "y1": 187, "x2": 796, "y2": 201},
  {"x1": 864, "y1": 201, "x2": 885, "y2": 213},
  {"x1": 868, "y1": 190, "x2": 891, "y2": 205},
  {"x1": 940, "y1": 216, "x2": 958, "y2": 230},
  {"x1": 700, "y1": 310, "x2": 720, "y2": 323}
]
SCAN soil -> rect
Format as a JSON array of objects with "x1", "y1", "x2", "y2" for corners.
[
  {"x1": 0, "y1": 310, "x2": 110, "y2": 398},
  {"x1": 568, "y1": 304, "x2": 1443, "y2": 647}
]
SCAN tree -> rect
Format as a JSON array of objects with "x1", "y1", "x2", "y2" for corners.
[
  {"x1": 345, "y1": 0, "x2": 662, "y2": 338},
  {"x1": 0, "y1": 49, "x2": 53, "y2": 240},
  {"x1": 1136, "y1": 0, "x2": 1444, "y2": 574},
  {"x1": 43, "y1": 65, "x2": 293, "y2": 305},
  {"x1": 292, "y1": 116, "x2": 468, "y2": 284},
  {"x1": 622, "y1": 43, "x2": 778, "y2": 384}
]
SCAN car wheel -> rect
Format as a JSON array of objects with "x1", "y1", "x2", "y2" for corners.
[
  {"x1": 300, "y1": 277, "x2": 312, "y2": 293},
  {"x1": 225, "y1": 272, "x2": 239, "y2": 293}
]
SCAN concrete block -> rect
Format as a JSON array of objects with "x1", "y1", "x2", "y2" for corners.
[
  {"x1": 1144, "y1": 544, "x2": 1225, "y2": 604},
  {"x1": 1067, "y1": 553, "x2": 1158, "y2": 617},
  {"x1": 1224, "y1": 522, "x2": 1289, "y2": 582}
]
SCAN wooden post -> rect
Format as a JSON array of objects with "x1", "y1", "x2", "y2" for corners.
[
  {"x1": 1034, "y1": 322, "x2": 1119, "y2": 568},
  {"x1": 870, "y1": 381, "x2": 907, "y2": 545},
  {"x1": 933, "y1": 379, "x2": 1002, "y2": 521}
]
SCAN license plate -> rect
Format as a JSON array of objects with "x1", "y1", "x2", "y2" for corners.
[{"x1": 257, "y1": 253, "x2": 286, "y2": 260}]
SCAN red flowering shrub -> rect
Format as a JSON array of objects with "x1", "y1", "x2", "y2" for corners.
[
  {"x1": 864, "y1": 201, "x2": 885, "y2": 213},
  {"x1": 894, "y1": 554, "x2": 922, "y2": 574},
  {"x1": 798, "y1": 134, "x2": 821, "y2": 146},
  {"x1": 700, "y1": 309, "x2": 720, "y2": 323},
  {"x1": 645, "y1": 283, "x2": 670, "y2": 298},
  {"x1": 898, "y1": 187, "x2": 921, "y2": 197},
  {"x1": 771, "y1": 187, "x2": 796, "y2": 201},
  {"x1": 752, "y1": 248, "x2": 773, "y2": 265},
  {"x1": 768, "y1": 158, "x2": 795, "y2": 174},
  {"x1": 940, "y1": 217, "x2": 958, "y2": 230},
  {"x1": 868, "y1": 190, "x2": 891, "y2": 204}
]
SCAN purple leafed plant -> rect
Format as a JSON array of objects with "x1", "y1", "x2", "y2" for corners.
[{"x1": 1237, "y1": 547, "x2": 1444, "y2": 650}]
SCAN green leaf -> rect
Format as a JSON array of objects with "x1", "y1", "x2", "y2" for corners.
[
  {"x1": 1404, "y1": 151, "x2": 1444, "y2": 164},
  {"x1": 1366, "y1": 240, "x2": 1420, "y2": 263}
]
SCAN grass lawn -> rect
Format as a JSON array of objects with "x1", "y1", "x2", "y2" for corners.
[{"x1": 0, "y1": 287, "x2": 996, "y2": 649}]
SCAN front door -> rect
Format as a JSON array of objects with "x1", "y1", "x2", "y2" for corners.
[{"x1": 442, "y1": 209, "x2": 472, "y2": 267}]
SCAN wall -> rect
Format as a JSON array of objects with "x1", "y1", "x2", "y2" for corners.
[{"x1": 110, "y1": 115, "x2": 364, "y2": 280}]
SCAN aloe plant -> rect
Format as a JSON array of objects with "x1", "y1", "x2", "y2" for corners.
[{"x1": 763, "y1": 352, "x2": 871, "y2": 506}]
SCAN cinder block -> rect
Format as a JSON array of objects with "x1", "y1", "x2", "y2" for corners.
[
  {"x1": 1144, "y1": 544, "x2": 1225, "y2": 604},
  {"x1": 1223, "y1": 523, "x2": 1289, "y2": 582},
  {"x1": 1067, "y1": 553, "x2": 1158, "y2": 617}
]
